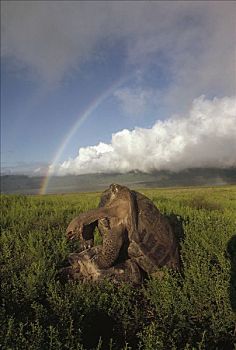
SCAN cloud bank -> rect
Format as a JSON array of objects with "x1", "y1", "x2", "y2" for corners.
[
  {"x1": 54, "y1": 96, "x2": 236, "y2": 175},
  {"x1": 2, "y1": 1, "x2": 235, "y2": 95}
]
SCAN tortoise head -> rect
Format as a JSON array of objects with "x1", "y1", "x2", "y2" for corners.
[
  {"x1": 109, "y1": 183, "x2": 125, "y2": 194},
  {"x1": 109, "y1": 183, "x2": 130, "y2": 200},
  {"x1": 99, "y1": 184, "x2": 124, "y2": 207},
  {"x1": 66, "y1": 217, "x2": 83, "y2": 241},
  {"x1": 66, "y1": 217, "x2": 95, "y2": 250}
]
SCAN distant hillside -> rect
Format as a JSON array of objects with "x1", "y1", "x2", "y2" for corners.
[{"x1": 1, "y1": 168, "x2": 236, "y2": 194}]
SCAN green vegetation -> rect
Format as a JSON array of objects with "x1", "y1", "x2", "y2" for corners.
[{"x1": 1, "y1": 186, "x2": 236, "y2": 349}]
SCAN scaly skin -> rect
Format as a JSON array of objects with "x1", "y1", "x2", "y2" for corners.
[
  {"x1": 95, "y1": 187, "x2": 180, "y2": 274},
  {"x1": 65, "y1": 184, "x2": 138, "y2": 269}
]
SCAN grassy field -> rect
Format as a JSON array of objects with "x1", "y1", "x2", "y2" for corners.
[{"x1": 1, "y1": 186, "x2": 236, "y2": 349}]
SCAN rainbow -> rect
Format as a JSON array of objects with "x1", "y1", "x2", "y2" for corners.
[{"x1": 39, "y1": 76, "x2": 129, "y2": 195}]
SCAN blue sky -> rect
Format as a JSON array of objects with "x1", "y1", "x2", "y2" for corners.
[{"x1": 1, "y1": 1, "x2": 235, "y2": 175}]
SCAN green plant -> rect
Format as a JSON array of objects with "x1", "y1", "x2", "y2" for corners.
[{"x1": 1, "y1": 186, "x2": 235, "y2": 349}]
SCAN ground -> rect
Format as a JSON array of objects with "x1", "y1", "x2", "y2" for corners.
[{"x1": 1, "y1": 186, "x2": 236, "y2": 349}]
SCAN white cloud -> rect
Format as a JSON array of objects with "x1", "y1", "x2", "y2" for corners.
[{"x1": 54, "y1": 96, "x2": 236, "y2": 175}]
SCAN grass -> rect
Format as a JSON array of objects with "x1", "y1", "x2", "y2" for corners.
[{"x1": 1, "y1": 186, "x2": 236, "y2": 349}]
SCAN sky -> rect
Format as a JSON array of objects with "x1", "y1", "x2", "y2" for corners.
[{"x1": 1, "y1": 1, "x2": 236, "y2": 176}]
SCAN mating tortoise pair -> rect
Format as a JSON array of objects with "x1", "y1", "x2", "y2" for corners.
[{"x1": 61, "y1": 184, "x2": 181, "y2": 285}]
